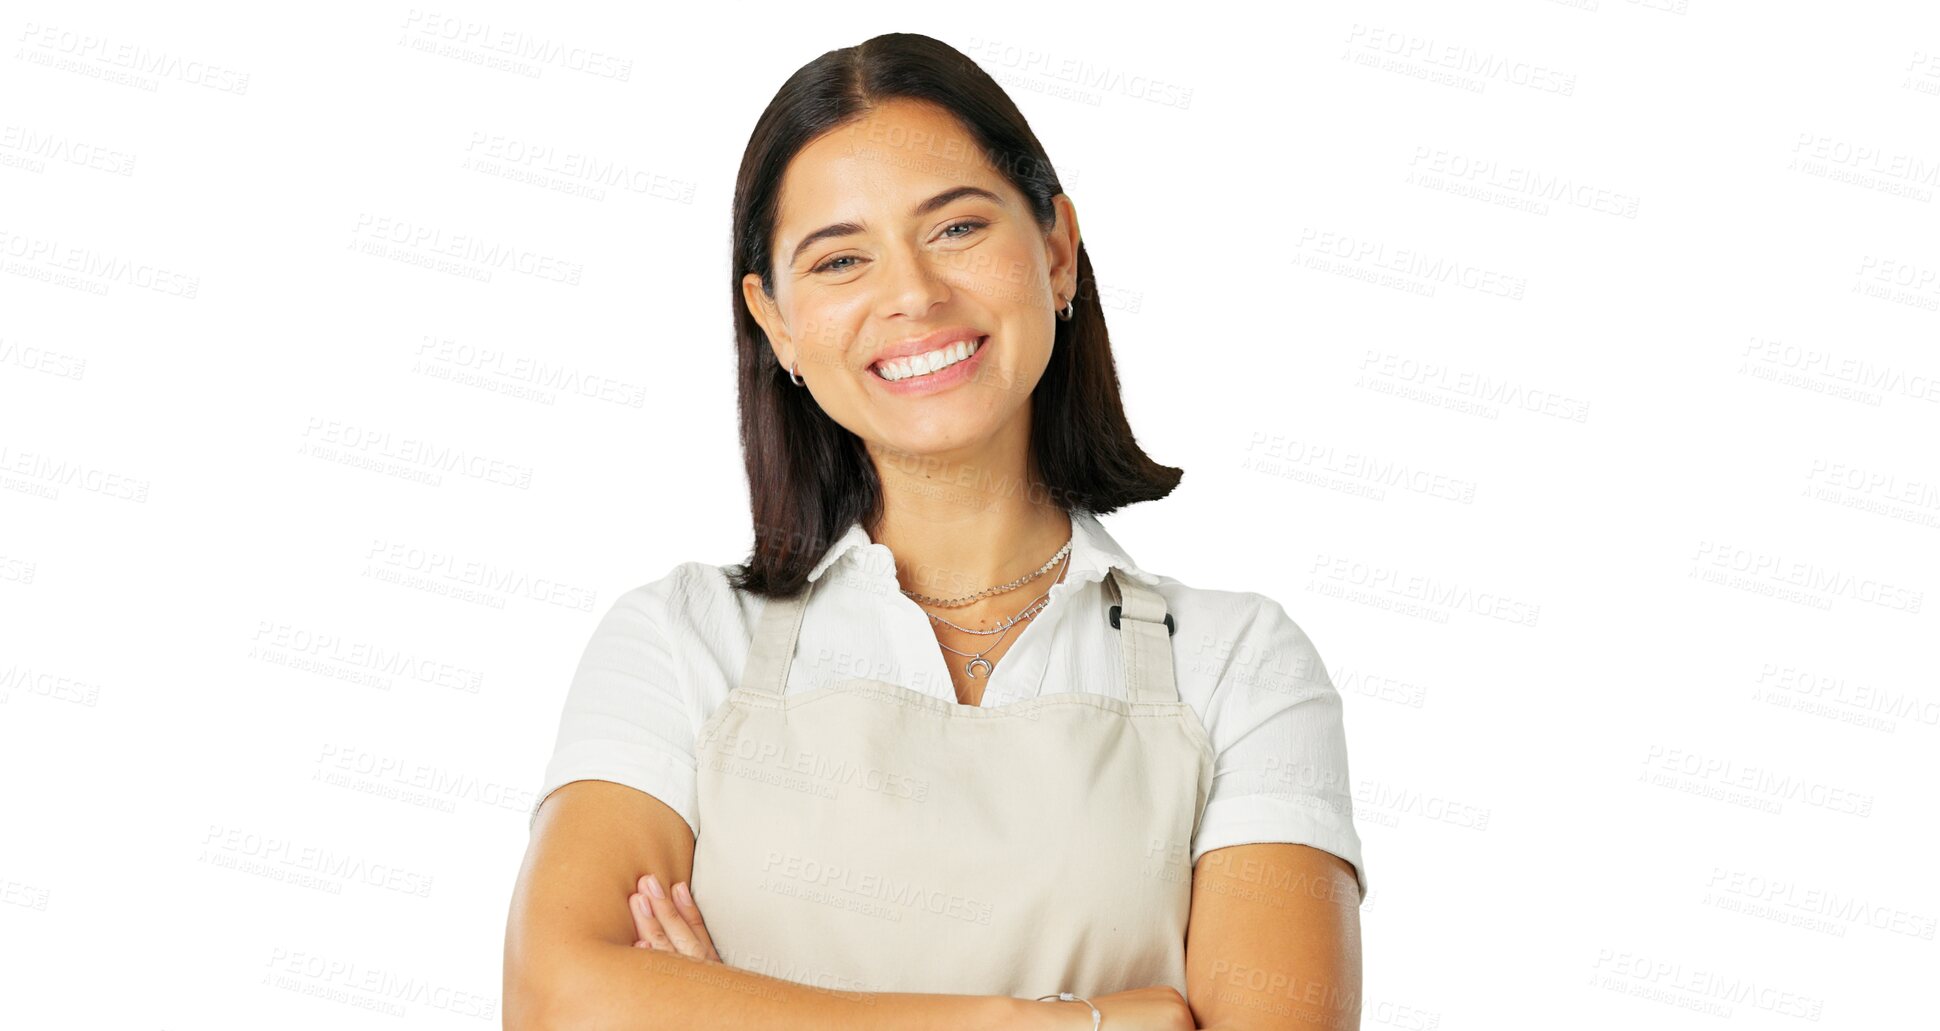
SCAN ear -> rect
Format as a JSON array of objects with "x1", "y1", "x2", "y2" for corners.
[
  {"x1": 1046, "y1": 193, "x2": 1082, "y2": 311},
  {"x1": 742, "y1": 271, "x2": 792, "y2": 369}
]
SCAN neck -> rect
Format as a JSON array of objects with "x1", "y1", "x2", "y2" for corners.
[{"x1": 863, "y1": 434, "x2": 1073, "y2": 605}]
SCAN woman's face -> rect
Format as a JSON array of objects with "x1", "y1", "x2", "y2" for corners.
[{"x1": 743, "y1": 98, "x2": 1080, "y2": 468}]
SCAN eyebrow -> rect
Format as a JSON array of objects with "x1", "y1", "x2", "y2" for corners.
[{"x1": 786, "y1": 185, "x2": 1004, "y2": 268}]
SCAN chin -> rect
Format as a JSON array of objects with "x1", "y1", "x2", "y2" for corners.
[{"x1": 876, "y1": 415, "x2": 1001, "y2": 457}]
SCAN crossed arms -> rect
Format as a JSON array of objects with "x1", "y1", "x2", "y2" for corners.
[{"x1": 503, "y1": 780, "x2": 1361, "y2": 1030}]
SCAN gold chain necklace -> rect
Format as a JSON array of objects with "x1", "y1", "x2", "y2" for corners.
[
  {"x1": 900, "y1": 536, "x2": 1073, "y2": 608},
  {"x1": 924, "y1": 552, "x2": 1070, "y2": 679}
]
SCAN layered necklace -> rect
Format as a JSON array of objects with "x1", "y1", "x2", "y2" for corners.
[{"x1": 901, "y1": 536, "x2": 1074, "y2": 680}]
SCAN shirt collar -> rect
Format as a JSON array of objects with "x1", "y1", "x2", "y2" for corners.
[{"x1": 805, "y1": 508, "x2": 1159, "y2": 590}]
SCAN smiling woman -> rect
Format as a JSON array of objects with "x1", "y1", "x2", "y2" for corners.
[
  {"x1": 504, "y1": 31, "x2": 1365, "y2": 1031},
  {"x1": 733, "y1": 99, "x2": 1109, "y2": 519}
]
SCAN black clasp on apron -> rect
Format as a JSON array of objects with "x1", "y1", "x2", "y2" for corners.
[{"x1": 1107, "y1": 605, "x2": 1176, "y2": 636}]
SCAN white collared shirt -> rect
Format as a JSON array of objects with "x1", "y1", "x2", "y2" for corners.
[{"x1": 533, "y1": 508, "x2": 1367, "y2": 897}]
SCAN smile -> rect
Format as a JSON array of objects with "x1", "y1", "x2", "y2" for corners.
[{"x1": 872, "y1": 336, "x2": 985, "y2": 382}]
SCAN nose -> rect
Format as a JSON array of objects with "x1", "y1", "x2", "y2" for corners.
[{"x1": 874, "y1": 240, "x2": 954, "y2": 321}]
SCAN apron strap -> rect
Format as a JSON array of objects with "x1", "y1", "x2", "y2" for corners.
[
  {"x1": 1107, "y1": 568, "x2": 1180, "y2": 705},
  {"x1": 740, "y1": 579, "x2": 816, "y2": 698}
]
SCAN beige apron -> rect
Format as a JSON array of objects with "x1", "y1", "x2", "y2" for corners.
[{"x1": 688, "y1": 567, "x2": 1215, "y2": 999}]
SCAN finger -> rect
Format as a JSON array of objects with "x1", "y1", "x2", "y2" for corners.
[
  {"x1": 632, "y1": 876, "x2": 671, "y2": 951},
  {"x1": 630, "y1": 892, "x2": 675, "y2": 952},
  {"x1": 642, "y1": 874, "x2": 708, "y2": 959},
  {"x1": 629, "y1": 892, "x2": 655, "y2": 945},
  {"x1": 671, "y1": 882, "x2": 722, "y2": 963}
]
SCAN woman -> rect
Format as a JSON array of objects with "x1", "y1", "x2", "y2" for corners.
[{"x1": 505, "y1": 32, "x2": 1366, "y2": 1031}]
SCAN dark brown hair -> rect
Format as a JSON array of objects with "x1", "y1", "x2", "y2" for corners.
[{"x1": 725, "y1": 32, "x2": 1180, "y2": 598}]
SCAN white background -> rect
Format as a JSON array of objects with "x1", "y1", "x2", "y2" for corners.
[{"x1": 3, "y1": 1, "x2": 1935, "y2": 1028}]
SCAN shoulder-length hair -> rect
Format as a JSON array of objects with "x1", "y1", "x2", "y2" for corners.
[{"x1": 725, "y1": 31, "x2": 1181, "y2": 599}]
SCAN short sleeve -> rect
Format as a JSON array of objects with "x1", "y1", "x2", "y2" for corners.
[
  {"x1": 528, "y1": 567, "x2": 698, "y2": 837},
  {"x1": 1190, "y1": 595, "x2": 1368, "y2": 902}
]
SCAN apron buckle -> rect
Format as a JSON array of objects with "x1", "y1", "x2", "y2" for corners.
[{"x1": 1108, "y1": 604, "x2": 1176, "y2": 635}]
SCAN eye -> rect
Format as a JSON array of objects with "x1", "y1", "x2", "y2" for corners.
[
  {"x1": 809, "y1": 220, "x2": 988, "y2": 275},
  {"x1": 940, "y1": 219, "x2": 987, "y2": 240},
  {"x1": 811, "y1": 254, "x2": 861, "y2": 274}
]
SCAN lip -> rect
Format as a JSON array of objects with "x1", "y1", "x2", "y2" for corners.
[
  {"x1": 868, "y1": 334, "x2": 990, "y2": 397},
  {"x1": 867, "y1": 326, "x2": 988, "y2": 368}
]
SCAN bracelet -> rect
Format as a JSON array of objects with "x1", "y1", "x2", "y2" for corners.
[{"x1": 1034, "y1": 991, "x2": 1102, "y2": 1030}]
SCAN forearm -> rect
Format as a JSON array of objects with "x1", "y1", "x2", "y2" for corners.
[
  {"x1": 1191, "y1": 1001, "x2": 1358, "y2": 1030},
  {"x1": 538, "y1": 941, "x2": 1040, "y2": 1031}
]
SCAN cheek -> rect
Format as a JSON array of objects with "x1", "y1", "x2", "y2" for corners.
[
  {"x1": 968, "y1": 243, "x2": 1041, "y2": 296},
  {"x1": 790, "y1": 293, "x2": 872, "y2": 358}
]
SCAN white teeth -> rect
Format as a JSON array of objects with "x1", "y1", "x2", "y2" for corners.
[{"x1": 875, "y1": 338, "x2": 981, "y2": 382}]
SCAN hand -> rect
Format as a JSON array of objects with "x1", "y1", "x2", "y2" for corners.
[
  {"x1": 1035, "y1": 986, "x2": 1192, "y2": 1031},
  {"x1": 628, "y1": 873, "x2": 722, "y2": 963}
]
